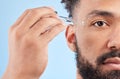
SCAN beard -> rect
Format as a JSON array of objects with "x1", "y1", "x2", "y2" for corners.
[{"x1": 75, "y1": 42, "x2": 120, "y2": 79}]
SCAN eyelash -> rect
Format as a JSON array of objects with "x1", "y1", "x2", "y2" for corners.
[{"x1": 91, "y1": 20, "x2": 109, "y2": 27}]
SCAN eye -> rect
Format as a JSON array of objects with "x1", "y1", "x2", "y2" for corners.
[{"x1": 92, "y1": 21, "x2": 109, "y2": 27}]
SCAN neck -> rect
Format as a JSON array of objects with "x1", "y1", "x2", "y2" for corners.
[{"x1": 77, "y1": 69, "x2": 82, "y2": 79}]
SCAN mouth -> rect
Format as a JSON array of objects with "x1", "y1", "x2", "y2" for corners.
[{"x1": 102, "y1": 57, "x2": 120, "y2": 70}]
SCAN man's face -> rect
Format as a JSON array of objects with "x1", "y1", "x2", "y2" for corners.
[{"x1": 66, "y1": 0, "x2": 120, "y2": 79}]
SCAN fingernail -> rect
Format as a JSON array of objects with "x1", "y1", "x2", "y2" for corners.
[{"x1": 55, "y1": 11, "x2": 58, "y2": 14}]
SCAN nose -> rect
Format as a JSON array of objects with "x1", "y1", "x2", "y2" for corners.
[{"x1": 107, "y1": 28, "x2": 120, "y2": 50}]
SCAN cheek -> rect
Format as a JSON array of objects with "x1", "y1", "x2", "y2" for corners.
[{"x1": 76, "y1": 28, "x2": 108, "y2": 65}]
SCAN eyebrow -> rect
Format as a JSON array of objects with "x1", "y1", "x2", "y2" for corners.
[{"x1": 87, "y1": 10, "x2": 114, "y2": 18}]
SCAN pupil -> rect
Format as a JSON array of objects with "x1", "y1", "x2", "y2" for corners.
[{"x1": 97, "y1": 21, "x2": 103, "y2": 26}]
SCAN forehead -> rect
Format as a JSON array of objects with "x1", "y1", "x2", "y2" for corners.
[{"x1": 73, "y1": 0, "x2": 120, "y2": 19}]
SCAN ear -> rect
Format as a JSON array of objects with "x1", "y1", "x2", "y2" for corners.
[{"x1": 65, "y1": 24, "x2": 76, "y2": 52}]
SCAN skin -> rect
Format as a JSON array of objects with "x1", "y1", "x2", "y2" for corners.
[
  {"x1": 2, "y1": 0, "x2": 120, "y2": 79},
  {"x1": 66, "y1": 0, "x2": 120, "y2": 79}
]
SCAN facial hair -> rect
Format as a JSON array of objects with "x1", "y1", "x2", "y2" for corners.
[{"x1": 75, "y1": 41, "x2": 120, "y2": 79}]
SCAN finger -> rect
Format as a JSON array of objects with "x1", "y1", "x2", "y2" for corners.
[
  {"x1": 28, "y1": 17, "x2": 63, "y2": 37},
  {"x1": 29, "y1": 13, "x2": 58, "y2": 29},
  {"x1": 17, "y1": 7, "x2": 57, "y2": 32},
  {"x1": 11, "y1": 9, "x2": 30, "y2": 29},
  {"x1": 39, "y1": 23, "x2": 66, "y2": 44}
]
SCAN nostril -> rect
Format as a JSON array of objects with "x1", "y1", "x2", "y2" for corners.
[
  {"x1": 110, "y1": 46, "x2": 117, "y2": 50},
  {"x1": 107, "y1": 40, "x2": 120, "y2": 50}
]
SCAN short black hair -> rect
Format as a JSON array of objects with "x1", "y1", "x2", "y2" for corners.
[{"x1": 61, "y1": 0, "x2": 79, "y2": 17}]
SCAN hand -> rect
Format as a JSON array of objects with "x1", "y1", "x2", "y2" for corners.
[{"x1": 2, "y1": 7, "x2": 65, "y2": 79}]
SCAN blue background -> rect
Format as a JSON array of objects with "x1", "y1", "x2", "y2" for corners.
[{"x1": 0, "y1": 0, "x2": 76, "y2": 79}]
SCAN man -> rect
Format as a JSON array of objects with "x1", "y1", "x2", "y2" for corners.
[{"x1": 2, "y1": 0, "x2": 120, "y2": 79}]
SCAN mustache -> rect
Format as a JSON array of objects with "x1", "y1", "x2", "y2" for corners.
[{"x1": 97, "y1": 50, "x2": 120, "y2": 65}]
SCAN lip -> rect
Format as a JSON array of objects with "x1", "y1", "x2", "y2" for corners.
[{"x1": 103, "y1": 57, "x2": 120, "y2": 70}]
